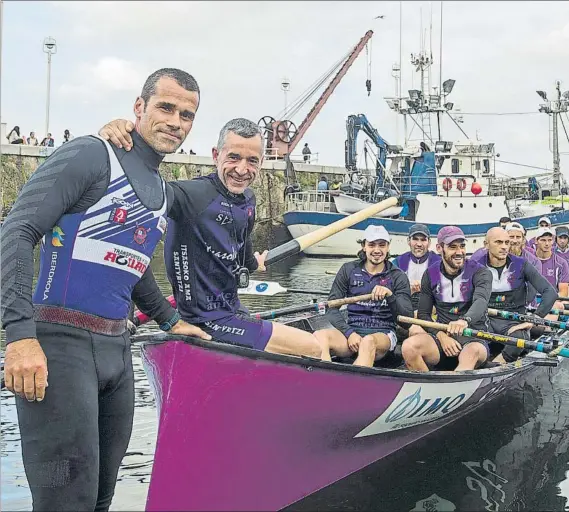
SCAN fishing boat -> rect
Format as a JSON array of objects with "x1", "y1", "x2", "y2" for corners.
[
  {"x1": 138, "y1": 311, "x2": 563, "y2": 512},
  {"x1": 281, "y1": 21, "x2": 569, "y2": 257}
]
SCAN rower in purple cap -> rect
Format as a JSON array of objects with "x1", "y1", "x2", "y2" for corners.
[{"x1": 401, "y1": 226, "x2": 493, "y2": 372}]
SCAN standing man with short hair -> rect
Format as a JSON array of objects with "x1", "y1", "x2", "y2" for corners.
[
  {"x1": 1, "y1": 68, "x2": 210, "y2": 511},
  {"x1": 100, "y1": 117, "x2": 326, "y2": 360},
  {"x1": 392, "y1": 223, "x2": 441, "y2": 311}
]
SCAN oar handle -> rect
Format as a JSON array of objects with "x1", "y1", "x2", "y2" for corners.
[
  {"x1": 398, "y1": 316, "x2": 449, "y2": 332},
  {"x1": 327, "y1": 293, "x2": 373, "y2": 308},
  {"x1": 398, "y1": 315, "x2": 569, "y2": 357},
  {"x1": 265, "y1": 196, "x2": 399, "y2": 266},
  {"x1": 487, "y1": 308, "x2": 567, "y2": 329}
]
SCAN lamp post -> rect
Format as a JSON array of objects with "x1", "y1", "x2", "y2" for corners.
[
  {"x1": 43, "y1": 36, "x2": 57, "y2": 138},
  {"x1": 281, "y1": 77, "x2": 290, "y2": 118},
  {"x1": 537, "y1": 82, "x2": 569, "y2": 195}
]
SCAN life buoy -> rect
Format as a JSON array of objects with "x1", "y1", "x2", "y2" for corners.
[
  {"x1": 442, "y1": 178, "x2": 452, "y2": 191},
  {"x1": 457, "y1": 178, "x2": 467, "y2": 191}
]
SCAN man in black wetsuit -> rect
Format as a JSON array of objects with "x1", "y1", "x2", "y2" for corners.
[
  {"x1": 100, "y1": 117, "x2": 325, "y2": 359},
  {"x1": 1, "y1": 68, "x2": 211, "y2": 511}
]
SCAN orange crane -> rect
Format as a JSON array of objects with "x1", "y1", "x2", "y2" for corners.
[{"x1": 258, "y1": 29, "x2": 374, "y2": 160}]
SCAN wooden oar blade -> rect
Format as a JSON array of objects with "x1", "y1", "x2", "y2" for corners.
[{"x1": 265, "y1": 196, "x2": 399, "y2": 266}]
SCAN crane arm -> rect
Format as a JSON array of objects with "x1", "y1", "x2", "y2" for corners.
[
  {"x1": 287, "y1": 30, "x2": 374, "y2": 155},
  {"x1": 344, "y1": 114, "x2": 390, "y2": 173}
]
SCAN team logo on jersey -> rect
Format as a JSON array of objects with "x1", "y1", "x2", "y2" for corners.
[
  {"x1": 247, "y1": 207, "x2": 253, "y2": 217},
  {"x1": 52, "y1": 226, "x2": 64, "y2": 247},
  {"x1": 133, "y1": 225, "x2": 151, "y2": 245},
  {"x1": 109, "y1": 207, "x2": 128, "y2": 224}
]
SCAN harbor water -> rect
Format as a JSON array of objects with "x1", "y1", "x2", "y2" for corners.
[{"x1": 1, "y1": 255, "x2": 568, "y2": 511}]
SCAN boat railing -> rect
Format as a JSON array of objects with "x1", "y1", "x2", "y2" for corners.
[{"x1": 285, "y1": 191, "x2": 334, "y2": 213}]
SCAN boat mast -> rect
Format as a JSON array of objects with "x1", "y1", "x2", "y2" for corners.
[{"x1": 537, "y1": 81, "x2": 569, "y2": 196}]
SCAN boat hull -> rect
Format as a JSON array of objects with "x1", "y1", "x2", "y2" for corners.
[
  {"x1": 140, "y1": 335, "x2": 540, "y2": 511},
  {"x1": 333, "y1": 193, "x2": 403, "y2": 216},
  {"x1": 283, "y1": 209, "x2": 569, "y2": 256}
]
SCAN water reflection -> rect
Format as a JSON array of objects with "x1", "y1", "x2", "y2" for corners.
[{"x1": 1, "y1": 255, "x2": 568, "y2": 511}]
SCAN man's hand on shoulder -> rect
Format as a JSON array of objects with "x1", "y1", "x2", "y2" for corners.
[{"x1": 99, "y1": 119, "x2": 135, "y2": 151}]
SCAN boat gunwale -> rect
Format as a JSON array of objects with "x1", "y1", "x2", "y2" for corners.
[{"x1": 137, "y1": 332, "x2": 542, "y2": 383}]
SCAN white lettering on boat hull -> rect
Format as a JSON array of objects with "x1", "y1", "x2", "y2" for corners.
[{"x1": 354, "y1": 380, "x2": 483, "y2": 438}]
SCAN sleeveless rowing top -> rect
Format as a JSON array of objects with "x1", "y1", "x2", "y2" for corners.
[{"x1": 33, "y1": 136, "x2": 168, "y2": 320}]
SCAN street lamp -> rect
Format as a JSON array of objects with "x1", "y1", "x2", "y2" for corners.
[
  {"x1": 281, "y1": 77, "x2": 290, "y2": 117},
  {"x1": 43, "y1": 36, "x2": 57, "y2": 138}
]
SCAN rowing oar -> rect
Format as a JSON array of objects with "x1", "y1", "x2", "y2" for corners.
[
  {"x1": 264, "y1": 196, "x2": 398, "y2": 266},
  {"x1": 254, "y1": 293, "x2": 373, "y2": 320},
  {"x1": 487, "y1": 308, "x2": 568, "y2": 330},
  {"x1": 398, "y1": 316, "x2": 569, "y2": 358}
]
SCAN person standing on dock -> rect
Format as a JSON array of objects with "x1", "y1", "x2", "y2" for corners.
[
  {"x1": 401, "y1": 226, "x2": 493, "y2": 372},
  {"x1": 302, "y1": 142, "x2": 312, "y2": 163},
  {"x1": 470, "y1": 227, "x2": 557, "y2": 364},
  {"x1": 313, "y1": 225, "x2": 413, "y2": 367},
  {"x1": 1, "y1": 68, "x2": 211, "y2": 512},
  {"x1": 392, "y1": 223, "x2": 441, "y2": 312},
  {"x1": 99, "y1": 117, "x2": 326, "y2": 360}
]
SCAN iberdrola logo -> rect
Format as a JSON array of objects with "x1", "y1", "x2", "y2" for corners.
[{"x1": 52, "y1": 226, "x2": 65, "y2": 247}]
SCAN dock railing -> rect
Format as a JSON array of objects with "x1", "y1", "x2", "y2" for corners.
[{"x1": 285, "y1": 191, "x2": 334, "y2": 213}]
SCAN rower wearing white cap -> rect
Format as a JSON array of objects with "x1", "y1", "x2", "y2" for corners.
[
  {"x1": 533, "y1": 226, "x2": 569, "y2": 298},
  {"x1": 526, "y1": 216, "x2": 554, "y2": 251},
  {"x1": 314, "y1": 225, "x2": 413, "y2": 368},
  {"x1": 505, "y1": 222, "x2": 539, "y2": 263}
]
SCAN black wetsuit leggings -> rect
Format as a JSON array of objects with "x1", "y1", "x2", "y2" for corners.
[{"x1": 15, "y1": 322, "x2": 134, "y2": 511}]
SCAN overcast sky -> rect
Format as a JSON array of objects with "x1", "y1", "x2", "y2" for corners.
[{"x1": 2, "y1": 1, "x2": 568, "y2": 178}]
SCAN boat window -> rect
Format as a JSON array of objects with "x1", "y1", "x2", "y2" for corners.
[
  {"x1": 460, "y1": 203, "x2": 463, "y2": 208},
  {"x1": 489, "y1": 202, "x2": 493, "y2": 207},
  {"x1": 483, "y1": 159, "x2": 490, "y2": 173},
  {"x1": 444, "y1": 202, "x2": 447, "y2": 208},
  {"x1": 451, "y1": 159, "x2": 460, "y2": 174},
  {"x1": 473, "y1": 203, "x2": 477, "y2": 208},
  {"x1": 475, "y1": 161, "x2": 481, "y2": 171}
]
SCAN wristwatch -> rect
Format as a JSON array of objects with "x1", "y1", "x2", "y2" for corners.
[
  {"x1": 459, "y1": 316, "x2": 472, "y2": 324},
  {"x1": 159, "y1": 311, "x2": 181, "y2": 332}
]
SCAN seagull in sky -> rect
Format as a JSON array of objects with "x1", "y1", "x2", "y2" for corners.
[{"x1": 374, "y1": 15, "x2": 385, "y2": 19}]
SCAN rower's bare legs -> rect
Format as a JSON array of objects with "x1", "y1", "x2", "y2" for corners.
[
  {"x1": 265, "y1": 322, "x2": 330, "y2": 360},
  {"x1": 353, "y1": 333, "x2": 391, "y2": 367},
  {"x1": 314, "y1": 328, "x2": 352, "y2": 358},
  {"x1": 401, "y1": 333, "x2": 440, "y2": 372},
  {"x1": 493, "y1": 353, "x2": 507, "y2": 364},
  {"x1": 455, "y1": 342, "x2": 487, "y2": 371}
]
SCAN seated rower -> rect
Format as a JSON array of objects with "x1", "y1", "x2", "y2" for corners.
[
  {"x1": 532, "y1": 226, "x2": 569, "y2": 316},
  {"x1": 470, "y1": 227, "x2": 557, "y2": 364},
  {"x1": 314, "y1": 225, "x2": 413, "y2": 367},
  {"x1": 392, "y1": 223, "x2": 441, "y2": 313},
  {"x1": 100, "y1": 117, "x2": 327, "y2": 360},
  {"x1": 402, "y1": 226, "x2": 493, "y2": 372}
]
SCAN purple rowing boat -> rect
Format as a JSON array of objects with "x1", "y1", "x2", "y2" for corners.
[{"x1": 138, "y1": 315, "x2": 560, "y2": 512}]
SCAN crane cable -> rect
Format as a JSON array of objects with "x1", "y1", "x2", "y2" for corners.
[{"x1": 277, "y1": 47, "x2": 352, "y2": 121}]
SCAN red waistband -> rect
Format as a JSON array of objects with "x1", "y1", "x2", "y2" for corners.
[{"x1": 34, "y1": 305, "x2": 127, "y2": 336}]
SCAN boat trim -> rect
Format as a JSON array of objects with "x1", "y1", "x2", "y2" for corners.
[{"x1": 135, "y1": 332, "x2": 540, "y2": 382}]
